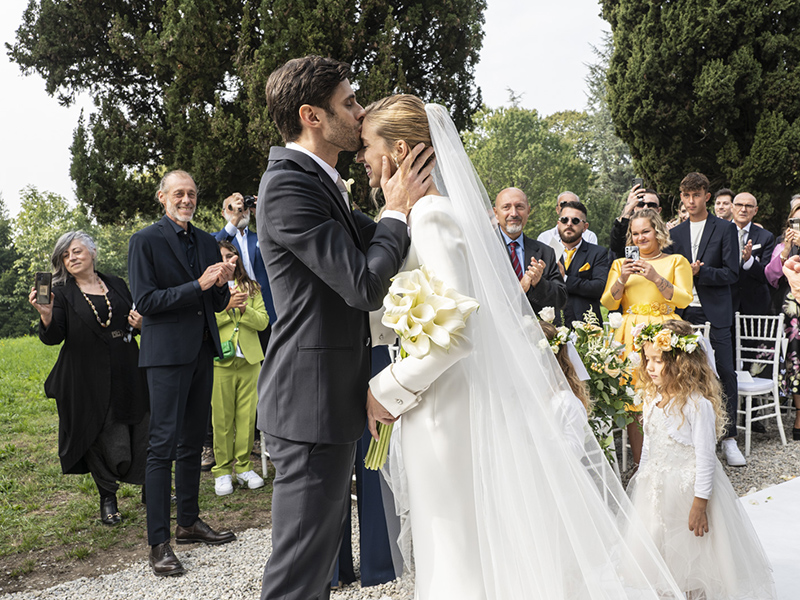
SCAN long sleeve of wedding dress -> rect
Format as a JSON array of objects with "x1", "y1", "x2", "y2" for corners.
[{"x1": 370, "y1": 195, "x2": 474, "y2": 419}]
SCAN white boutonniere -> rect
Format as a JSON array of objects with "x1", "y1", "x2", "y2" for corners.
[{"x1": 343, "y1": 178, "x2": 354, "y2": 195}]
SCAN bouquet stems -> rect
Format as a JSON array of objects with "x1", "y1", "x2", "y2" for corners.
[{"x1": 364, "y1": 422, "x2": 394, "y2": 470}]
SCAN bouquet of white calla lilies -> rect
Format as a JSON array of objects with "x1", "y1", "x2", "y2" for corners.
[
  {"x1": 366, "y1": 266, "x2": 479, "y2": 470},
  {"x1": 381, "y1": 265, "x2": 479, "y2": 359}
]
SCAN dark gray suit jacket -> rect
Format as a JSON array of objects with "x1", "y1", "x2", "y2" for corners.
[
  {"x1": 520, "y1": 234, "x2": 567, "y2": 314},
  {"x1": 256, "y1": 147, "x2": 409, "y2": 445},
  {"x1": 128, "y1": 216, "x2": 229, "y2": 367}
]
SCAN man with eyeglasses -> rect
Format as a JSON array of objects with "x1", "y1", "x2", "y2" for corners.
[
  {"x1": 731, "y1": 192, "x2": 774, "y2": 317},
  {"x1": 554, "y1": 200, "x2": 609, "y2": 326},
  {"x1": 714, "y1": 188, "x2": 735, "y2": 221},
  {"x1": 537, "y1": 191, "x2": 598, "y2": 247},
  {"x1": 608, "y1": 184, "x2": 661, "y2": 259},
  {"x1": 494, "y1": 187, "x2": 566, "y2": 314}
]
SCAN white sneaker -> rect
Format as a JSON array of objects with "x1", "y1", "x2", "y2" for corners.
[
  {"x1": 722, "y1": 439, "x2": 746, "y2": 467},
  {"x1": 215, "y1": 474, "x2": 234, "y2": 496},
  {"x1": 236, "y1": 470, "x2": 265, "y2": 490}
]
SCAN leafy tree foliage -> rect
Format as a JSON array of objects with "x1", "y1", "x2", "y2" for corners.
[
  {"x1": 464, "y1": 105, "x2": 593, "y2": 240},
  {"x1": 602, "y1": 0, "x2": 800, "y2": 229},
  {"x1": 0, "y1": 196, "x2": 31, "y2": 338},
  {"x1": 8, "y1": 0, "x2": 485, "y2": 223}
]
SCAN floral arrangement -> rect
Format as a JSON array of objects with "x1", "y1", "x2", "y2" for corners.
[
  {"x1": 632, "y1": 322, "x2": 700, "y2": 354},
  {"x1": 365, "y1": 266, "x2": 479, "y2": 470},
  {"x1": 538, "y1": 308, "x2": 636, "y2": 460}
]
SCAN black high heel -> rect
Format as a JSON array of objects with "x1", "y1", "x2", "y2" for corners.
[{"x1": 792, "y1": 428, "x2": 800, "y2": 441}]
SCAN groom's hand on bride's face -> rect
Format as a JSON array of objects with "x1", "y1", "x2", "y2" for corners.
[
  {"x1": 382, "y1": 143, "x2": 436, "y2": 215},
  {"x1": 367, "y1": 388, "x2": 397, "y2": 440}
]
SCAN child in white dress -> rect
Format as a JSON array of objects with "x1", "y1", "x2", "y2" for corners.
[{"x1": 629, "y1": 319, "x2": 775, "y2": 599}]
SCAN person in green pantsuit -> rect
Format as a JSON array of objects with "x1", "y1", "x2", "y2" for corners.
[{"x1": 212, "y1": 241, "x2": 269, "y2": 496}]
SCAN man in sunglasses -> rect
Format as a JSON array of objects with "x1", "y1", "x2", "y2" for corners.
[
  {"x1": 608, "y1": 184, "x2": 662, "y2": 259},
  {"x1": 537, "y1": 191, "x2": 598, "y2": 247},
  {"x1": 554, "y1": 200, "x2": 609, "y2": 326}
]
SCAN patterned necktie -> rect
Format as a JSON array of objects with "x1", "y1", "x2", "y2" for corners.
[
  {"x1": 509, "y1": 241, "x2": 523, "y2": 280},
  {"x1": 739, "y1": 228, "x2": 747, "y2": 256},
  {"x1": 564, "y1": 247, "x2": 577, "y2": 270}
]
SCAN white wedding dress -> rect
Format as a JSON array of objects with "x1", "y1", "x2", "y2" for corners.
[{"x1": 369, "y1": 104, "x2": 688, "y2": 600}]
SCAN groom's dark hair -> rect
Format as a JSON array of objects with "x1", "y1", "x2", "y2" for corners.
[{"x1": 266, "y1": 56, "x2": 352, "y2": 143}]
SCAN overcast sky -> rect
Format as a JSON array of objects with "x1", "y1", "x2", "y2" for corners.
[{"x1": 0, "y1": 1, "x2": 607, "y2": 218}]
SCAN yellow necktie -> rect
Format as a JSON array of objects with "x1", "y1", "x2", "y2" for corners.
[{"x1": 564, "y1": 248, "x2": 577, "y2": 270}]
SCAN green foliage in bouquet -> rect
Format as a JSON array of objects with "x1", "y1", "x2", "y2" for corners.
[{"x1": 570, "y1": 311, "x2": 636, "y2": 461}]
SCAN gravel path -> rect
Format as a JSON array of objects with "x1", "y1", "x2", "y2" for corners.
[{"x1": 3, "y1": 418, "x2": 796, "y2": 600}]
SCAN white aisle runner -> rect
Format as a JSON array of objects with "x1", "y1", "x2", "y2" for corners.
[{"x1": 740, "y1": 476, "x2": 800, "y2": 600}]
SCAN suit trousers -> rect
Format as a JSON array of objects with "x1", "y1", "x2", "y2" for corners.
[
  {"x1": 261, "y1": 433, "x2": 357, "y2": 600},
  {"x1": 683, "y1": 306, "x2": 739, "y2": 439},
  {"x1": 210, "y1": 357, "x2": 260, "y2": 477},
  {"x1": 144, "y1": 340, "x2": 214, "y2": 546}
]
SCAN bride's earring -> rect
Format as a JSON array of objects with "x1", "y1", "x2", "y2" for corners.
[{"x1": 392, "y1": 156, "x2": 400, "y2": 169}]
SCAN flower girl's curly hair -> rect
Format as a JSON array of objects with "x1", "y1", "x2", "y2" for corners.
[
  {"x1": 635, "y1": 319, "x2": 727, "y2": 439},
  {"x1": 540, "y1": 322, "x2": 591, "y2": 412}
]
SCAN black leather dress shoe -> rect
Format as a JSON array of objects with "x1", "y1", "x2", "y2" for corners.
[
  {"x1": 100, "y1": 495, "x2": 121, "y2": 526},
  {"x1": 175, "y1": 518, "x2": 236, "y2": 545},
  {"x1": 149, "y1": 541, "x2": 185, "y2": 577}
]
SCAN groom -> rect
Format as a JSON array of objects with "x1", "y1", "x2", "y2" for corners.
[{"x1": 256, "y1": 55, "x2": 434, "y2": 600}]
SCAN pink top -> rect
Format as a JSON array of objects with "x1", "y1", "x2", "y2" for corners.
[{"x1": 765, "y1": 242, "x2": 786, "y2": 288}]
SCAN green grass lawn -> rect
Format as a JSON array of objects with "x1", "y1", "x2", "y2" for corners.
[{"x1": 0, "y1": 336, "x2": 272, "y2": 584}]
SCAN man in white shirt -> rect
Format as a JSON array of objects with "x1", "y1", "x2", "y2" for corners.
[
  {"x1": 537, "y1": 191, "x2": 598, "y2": 246},
  {"x1": 668, "y1": 172, "x2": 744, "y2": 466}
]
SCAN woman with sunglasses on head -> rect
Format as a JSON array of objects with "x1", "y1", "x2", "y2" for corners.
[{"x1": 601, "y1": 208, "x2": 694, "y2": 467}]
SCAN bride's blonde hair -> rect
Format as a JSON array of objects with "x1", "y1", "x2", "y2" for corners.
[{"x1": 363, "y1": 94, "x2": 431, "y2": 158}]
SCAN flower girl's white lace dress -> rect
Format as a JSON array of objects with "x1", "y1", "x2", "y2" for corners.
[{"x1": 628, "y1": 393, "x2": 776, "y2": 599}]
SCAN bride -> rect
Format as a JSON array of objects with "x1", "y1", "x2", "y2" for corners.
[{"x1": 359, "y1": 95, "x2": 685, "y2": 600}]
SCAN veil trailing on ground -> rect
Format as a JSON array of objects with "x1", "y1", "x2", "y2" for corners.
[{"x1": 385, "y1": 104, "x2": 686, "y2": 599}]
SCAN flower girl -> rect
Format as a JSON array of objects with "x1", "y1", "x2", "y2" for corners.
[{"x1": 629, "y1": 319, "x2": 776, "y2": 599}]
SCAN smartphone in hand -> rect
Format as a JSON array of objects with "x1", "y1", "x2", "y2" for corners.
[{"x1": 35, "y1": 272, "x2": 52, "y2": 304}]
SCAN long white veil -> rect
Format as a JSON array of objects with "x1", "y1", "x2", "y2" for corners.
[{"x1": 385, "y1": 104, "x2": 685, "y2": 599}]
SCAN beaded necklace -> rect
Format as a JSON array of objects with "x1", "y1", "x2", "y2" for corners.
[{"x1": 79, "y1": 277, "x2": 112, "y2": 328}]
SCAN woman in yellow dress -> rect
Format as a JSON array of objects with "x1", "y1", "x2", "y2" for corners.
[{"x1": 601, "y1": 208, "x2": 693, "y2": 466}]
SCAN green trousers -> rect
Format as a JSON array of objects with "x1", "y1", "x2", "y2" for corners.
[{"x1": 210, "y1": 357, "x2": 260, "y2": 478}]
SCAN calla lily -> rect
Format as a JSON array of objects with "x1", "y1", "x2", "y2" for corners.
[{"x1": 401, "y1": 333, "x2": 431, "y2": 358}]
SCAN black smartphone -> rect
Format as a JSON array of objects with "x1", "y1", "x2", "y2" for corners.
[
  {"x1": 631, "y1": 177, "x2": 644, "y2": 188},
  {"x1": 35, "y1": 272, "x2": 52, "y2": 304},
  {"x1": 624, "y1": 246, "x2": 640, "y2": 262}
]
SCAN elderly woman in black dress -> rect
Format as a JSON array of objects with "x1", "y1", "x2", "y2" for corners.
[{"x1": 28, "y1": 231, "x2": 149, "y2": 525}]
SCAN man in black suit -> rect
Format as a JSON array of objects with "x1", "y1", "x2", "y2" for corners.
[
  {"x1": 493, "y1": 187, "x2": 566, "y2": 314},
  {"x1": 555, "y1": 200, "x2": 610, "y2": 325},
  {"x1": 669, "y1": 172, "x2": 745, "y2": 466},
  {"x1": 128, "y1": 170, "x2": 238, "y2": 576},
  {"x1": 731, "y1": 192, "x2": 775, "y2": 316},
  {"x1": 255, "y1": 56, "x2": 432, "y2": 600}
]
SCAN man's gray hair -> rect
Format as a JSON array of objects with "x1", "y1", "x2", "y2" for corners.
[
  {"x1": 50, "y1": 230, "x2": 97, "y2": 284},
  {"x1": 155, "y1": 169, "x2": 195, "y2": 203},
  {"x1": 557, "y1": 191, "x2": 580, "y2": 203}
]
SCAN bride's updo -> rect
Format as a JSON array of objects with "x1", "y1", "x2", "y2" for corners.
[{"x1": 363, "y1": 94, "x2": 431, "y2": 153}]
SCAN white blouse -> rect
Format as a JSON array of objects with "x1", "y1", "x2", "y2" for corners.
[{"x1": 640, "y1": 392, "x2": 718, "y2": 499}]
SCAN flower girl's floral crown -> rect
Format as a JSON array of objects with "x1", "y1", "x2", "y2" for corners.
[
  {"x1": 538, "y1": 326, "x2": 571, "y2": 354},
  {"x1": 632, "y1": 322, "x2": 700, "y2": 354}
]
